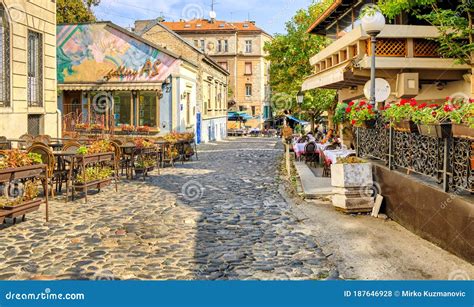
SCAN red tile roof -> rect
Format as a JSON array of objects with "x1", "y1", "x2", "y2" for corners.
[{"x1": 161, "y1": 19, "x2": 265, "y2": 33}]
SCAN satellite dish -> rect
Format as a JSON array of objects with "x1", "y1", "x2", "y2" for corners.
[
  {"x1": 209, "y1": 11, "x2": 217, "y2": 19},
  {"x1": 364, "y1": 78, "x2": 391, "y2": 102}
]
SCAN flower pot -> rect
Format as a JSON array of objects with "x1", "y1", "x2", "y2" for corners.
[
  {"x1": 418, "y1": 123, "x2": 452, "y2": 139},
  {"x1": 330, "y1": 163, "x2": 375, "y2": 213},
  {"x1": 394, "y1": 120, "x2": 419, "y2": 134},
  {"x1": 362, "y1": 119, "x2": 376, "y2": 129},
  {"x1": 452, "y1": 124, "x2": 474, "y2": 140}
]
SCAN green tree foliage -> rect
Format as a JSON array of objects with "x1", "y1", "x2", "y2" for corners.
[
  {"x1": 264, "y1": 0, "x2": 337, "y2": 123},
  {"x1": 57, "y1": 0, "x2": 100, "y2": 24},
  {"x1": 378, "y1": 0, "x2": 474, "y2": 65}
]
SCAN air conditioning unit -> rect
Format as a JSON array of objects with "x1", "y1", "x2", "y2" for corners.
[{"x1": 396, "y1": 73, "x2": 419, "y2": 98}]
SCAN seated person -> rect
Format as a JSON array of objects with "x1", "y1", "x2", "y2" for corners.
[
  {"x1": 307, "y1": 132, "x2": 316, "y2": 142},
  {"x1": 321, "y1": 129, "x2": 335, "y2": 144}
]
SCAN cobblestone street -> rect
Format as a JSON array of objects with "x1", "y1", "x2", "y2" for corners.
[{"x1": 0, "y1": 138, "x2": 338, "y2": 280}]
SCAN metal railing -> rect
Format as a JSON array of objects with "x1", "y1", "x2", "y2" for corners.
[{"x1": 356, "y1": 117, "x2": 473, "y2": 193}]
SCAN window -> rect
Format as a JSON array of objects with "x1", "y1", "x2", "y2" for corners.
[
  {"x1": 217, "y1": 40, "x2": 222, "y2": 52},
  {"x1": 245, "y1": 62, "x2": 252, "y2": 75},
  {"x1": 245, "y1": 84, "x2": 252, "y2": 97},
  {"x1": 215, "y1": 83, "x2": 218, "y2": 110},
  {"x1": 0, "y1": 6, "x2": 10, "y2": 107},
  {"x1": 193, "y1": 40, "x2": 199, "y2": 48},
  {"x1": 138, "y1": 92, "x2": 157, "y2": 127},
  {"x1": 224, "y1": 40, "x2": 228, "y2": 52},
  {"x1": 27, "y1": 114, "x2": 42, "y2": 136},
  {"x1": 251, "y1": 106, "x2": 256, "y2": 116},
  {"x1": 245, "y1": 40, "x2": 252, "y2": 53},
  {"x1": 200, "y1": 39, "x2": 205, "y2": 52},
  {"x1": 27, "y1": 31, "x2": 43, "y2": 107},
  {"x1": 207, "y1": 83, "x2": 212, "y2": 111},
  {"x1": 218, "y1": 61, "x2": 228, "y2": 71},
  {"x1": 114, "y1": 92, "x2": 132, "y2": 126}
]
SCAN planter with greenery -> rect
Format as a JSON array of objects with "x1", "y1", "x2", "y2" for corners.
[
  {"x1": 411, "y1": 103, "x2": 452, "y2": 138},
  {"x1": 346, "y1": 101, "x2": 376, "y2": 128},
  {"x1": 448, "y1": 100, "x2": 474, "y2": 140},
  {"x1": 381, "y1": 99, "x2": 419, "y2": 133}
]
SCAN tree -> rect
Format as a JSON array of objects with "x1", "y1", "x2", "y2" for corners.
[
  {"x1": 57, "y1": 0, "x2": 100, "y2": 24},
  {"x1": 264, "y1": 0, "x2": 337, "y2": 129}
]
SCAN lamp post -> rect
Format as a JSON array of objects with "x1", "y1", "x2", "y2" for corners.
[
  {"x1": 361, "y1": 7, "x2": 386, "y2": 107},
  {"x1": 297, "y1": 90, "x2": 304, "y2": 109}
]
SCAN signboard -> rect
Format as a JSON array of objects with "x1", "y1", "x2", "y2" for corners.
[{"x1": 364, "y1": 78, "x2": 391, "y2": 102}]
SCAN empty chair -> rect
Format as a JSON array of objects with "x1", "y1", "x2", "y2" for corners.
[
  {"x1": 303, "y1": 142, "x2": 318, "y2": 166},
  {"x1": 27, "y1": 143, "x2": 56, "y2": 198}
]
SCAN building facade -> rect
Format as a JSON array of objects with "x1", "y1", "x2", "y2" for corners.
[
  {"x1": 135, "y1": 17, "x2": 272, "y2": 129},
  {"x1": 0, "y1": 0, "x2": 59, "y2": 138},
  {"x1": 137, "y1": 21, "x2": 229, "y2": 143},
  {"x1": 57, "y1": 22, "x2": 198, "y2": 136}
]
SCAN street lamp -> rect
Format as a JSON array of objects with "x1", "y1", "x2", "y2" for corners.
[
  {"x1": 361, "y1": 7, "x2": 386, "y2": 107},
  {"x1": 297, "y1": 90, "x2": 304, "y2": 107}
]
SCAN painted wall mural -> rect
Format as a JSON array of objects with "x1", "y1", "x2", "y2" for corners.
[{"x1": 57, "y1": 23, "x2": 179, "y2": 83}]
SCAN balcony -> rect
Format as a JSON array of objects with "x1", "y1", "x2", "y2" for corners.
[{"x1": 303, "y1": 25, "x2": 471, "y2": 90}]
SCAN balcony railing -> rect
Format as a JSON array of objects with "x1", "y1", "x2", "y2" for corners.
[
  {"x1": 356, "y1": 117, "x2": 473, "y2": 193},
  {"x1": 314, "y1": 38, "x2": 441, "y2": 75}
]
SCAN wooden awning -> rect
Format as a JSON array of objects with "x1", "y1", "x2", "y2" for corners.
[{"x1": 302, "y1": 63, "x2": 368, "y2": 90}]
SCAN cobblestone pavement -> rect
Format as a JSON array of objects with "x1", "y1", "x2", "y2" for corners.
[{"x1": 0, "y1": 138, "x2": 338, "y2": 280}]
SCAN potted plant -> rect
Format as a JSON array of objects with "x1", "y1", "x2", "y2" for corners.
[
  {"x1": 448, "y1": 99, "x2": 474, "y2": 140},
  {"x1": 381, "y1": 99, "x2": 419, "y2": 133},
  {"x1": 331, "y1": 156, "x2": 375, "y2": 213},
  {"x1": 411, "y1": 101, "x2": 451, "y2": 138},
  {"x1": 0, "y1": 151, "x2": 44, "y2": 181},
  {"x1": 90, "y1": 123, "x2": 105, "y2": 133},
  {"x1": 121, "y1": 125, "x2": 135, "y2": 135},
  {"x1": 346, "y1": 101, "x2": 376, "y2": 128},
  {"x1": 136, "y1": 126, "x2": 151, "y2": 135}
]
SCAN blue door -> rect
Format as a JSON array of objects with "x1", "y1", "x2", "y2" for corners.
[{"x1": 196, "y1": 112, "x2": 201, "y2": 144}]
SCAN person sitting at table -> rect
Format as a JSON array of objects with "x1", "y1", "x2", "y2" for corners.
[
  {"x1": 307, "y1": 132, "x2": 316, "y2": 142},
  {"x1": 321, "y1": 129, "x2": 335, "y2": 144}
]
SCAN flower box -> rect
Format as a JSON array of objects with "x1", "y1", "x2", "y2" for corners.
[
  {"x1": 418, "y1": 123, "x2": 452, "y2": 139},
  {"x1": 394, "y1": 120, "x2": 419, "y2": 134},
  {"x1": 1, "y1": 199, "x2": 42, "y2": 219},
  {"x1": 452, "y1": 124, "x2": 474, "y2": 140},
  {"x1": 0, "y1": 165, "x2": 45, "y2": 182}
]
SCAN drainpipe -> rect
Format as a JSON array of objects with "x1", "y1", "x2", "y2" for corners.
[{"x1": 56, "y1": 109, "x2": 62, "y2": 138}]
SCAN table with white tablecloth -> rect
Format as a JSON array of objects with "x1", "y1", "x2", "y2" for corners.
[{"x1": 293, "y1": 142, "x2": 331, "y2": 158}]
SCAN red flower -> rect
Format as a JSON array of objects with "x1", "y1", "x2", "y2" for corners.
[
  {"x1": 351, "y1": 120, "x2": 356, "y2": 125},
  {"x1": 400, "y1": 99, "x2": 409, "y2": 106},
  {"x1": 385, "y1": 104, "x2": 392, "y2": 109},
  {"x1": 446, "y1": 96, "x2": 451, "y2": 102},
  {"x1": 367, "y1": 105, "x2": 373, "y2": 110},
  {"x1": 443, "y1": 104, "x2": 455, "y2": 112},
  {"x1": 346, "y1": 107, "x2": 352, "y2": 113},
  {"x1": 418, "y1": 103, "x2": 428, "y2": 109},
  {"x1": 348, "y1": 101, "x2": 355, "y2": 106},
  {"x1": 410, "y1": 100, "x2": 417, "y2": 107},
  {"x1": 429, "y1": 104, "x2": 438, "y2": 109},
  {"x1": 359, "y1": 101, "x2": 366, "y2": 106},
  {"x1": 469, "y1": 98, "x2": 474, "y2": 103}
]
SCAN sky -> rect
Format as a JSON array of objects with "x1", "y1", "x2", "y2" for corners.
[{"x1": 93, "y1": 0, "x2": 315, "y2": 35}]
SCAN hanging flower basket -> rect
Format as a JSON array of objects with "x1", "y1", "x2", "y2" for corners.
[
  {"x1": 418, "y1": 123, "x2": 452, "y2": 139},
  {"x1": 452, "y1": 123, "x2": 474, "y2": 140}
]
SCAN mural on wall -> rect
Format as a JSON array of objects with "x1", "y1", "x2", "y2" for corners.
[{"x1": 57, "y1": 23, "x2": 179, "y2": 83}]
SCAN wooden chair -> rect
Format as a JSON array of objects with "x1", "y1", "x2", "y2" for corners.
[
  {"x1": 303, "y1": 142, "x2": 318, "y2": 166},
  {"x1": 319, "y1": 150, "x2": 332, "y2": 178},
  {"x1": 27, "y1": 143, "x2": 56, "y2": 198},
  {"x1": 0, "y1": 136, "x2": 10, "y2": 150},
  {"x1": 109, "y1": 141, "x2": 123, "y2": 179},
  {"x1": 33, "y1": 135, "x2": 49, "y2": 145},
  {"x1": 62, "y1": 141, "x2": 81, "y2": 153},
  {"x1": 19, "y1": 134, "x2": 33, "y2": 150}
]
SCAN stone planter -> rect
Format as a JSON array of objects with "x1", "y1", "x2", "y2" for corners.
[
  {"x1": 331, "y1": 163, "x2": 374, "y2": 213},
  {"x1": 418, "y1": 123, "x2": 452, "y2": 139},
  {"x1": 452, "y1": 124, "x2": 474, "y2": 140}
]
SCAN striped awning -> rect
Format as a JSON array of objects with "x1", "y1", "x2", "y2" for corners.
[{"x1": 58, "y1": 82, "x2": 163, "y2": 91}]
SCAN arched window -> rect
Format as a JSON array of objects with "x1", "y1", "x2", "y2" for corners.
[{"x1": 0, "y1": 5, "x2": 10, "y2": 107}]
